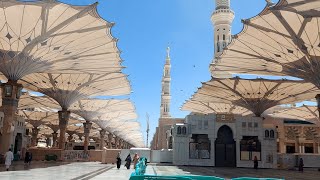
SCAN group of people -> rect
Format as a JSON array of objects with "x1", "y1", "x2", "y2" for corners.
[
  {"x1": 116, "y1": 152, "x2": 140, "y2": 170},
  {"x1": 4, "y1": 148, "x2": 33, "y2": 171}
]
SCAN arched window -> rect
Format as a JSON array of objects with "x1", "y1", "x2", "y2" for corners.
[
  {"x1": 270, "y1": 130, "x2": 275, "y2": 138},
  {"x1": 177, "y1": 126, "x2": 181, "y2": 134},
  {"x1": 223, "y1": 34, "x2": 226, "y2": 40},
  {"x1": 217, "y1": 43, "x2": 220, "y2": 52},
  {"x1": 182, "y1": 127, "x2": 187, "y2": 135},
  {"x1": 265, "y1": 130, "x2": 269, "y2": 138}
]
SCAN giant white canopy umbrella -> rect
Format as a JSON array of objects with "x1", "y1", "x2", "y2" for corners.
[
  {"x1": 19, "y1": 72, "x2": 131, "y2": 149},
  {"x1": 269, "y1": 105, "x2": 319, "y2": 123},
  {"x1": 187, "y1": 77, "x2": 320, "y2": 117},
  {"x1": 211, "y1": 0, "x2": 320, "y2": 82},
  {"x1": 181, "y1": 100, "x2": 252, "y2": 116},
  {"x1": 0, "y1": 0, "x2": 121, "y2": 80},
  {"x1": 93, "y1": 110, "x2": 140, "y2": 148},
  {"x1": 0, "y1": 0, "x2": 125, "y2": 153},
  {"x1": 69, "y1": 98, "x2": 136, "y2": 151}
]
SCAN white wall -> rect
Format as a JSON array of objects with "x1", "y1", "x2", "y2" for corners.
[
  {"x1": 235, "y1": 116, "x2": 277, "y2": 168},
  {"x1": 151, "y1": 149, "x2": 173, "y2": 163},
  {"x1": 172, "y1": 114, "x2": 277, "y2": 168},
  {"x1": 173, "y1": 114, "x2": 216, "y2": 166}
]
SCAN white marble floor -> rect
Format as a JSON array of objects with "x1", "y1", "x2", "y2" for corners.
[
  {"x1": 2, "y1": 162, "x2": 316, "y2": 180},
  {"x1": 0, "y1": 162, "x2": 121, "y2": 180}
]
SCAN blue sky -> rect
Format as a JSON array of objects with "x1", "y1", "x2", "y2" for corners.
[{"x1": 60, "y1": 0, "x2": 270, "y2": 146}]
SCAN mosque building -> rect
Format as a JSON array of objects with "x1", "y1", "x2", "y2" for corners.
[{"x1": 151, "y1": 0, "x2": 320, "y2": 169}]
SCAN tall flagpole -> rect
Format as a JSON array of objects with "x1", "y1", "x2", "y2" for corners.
[{"x1": 146, "y1": 113, "x2": 150, "y2": 148}]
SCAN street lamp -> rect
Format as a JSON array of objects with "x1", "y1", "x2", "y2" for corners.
[{"x1": 315, "y1": 94, "x2": 320, "y2": 117}]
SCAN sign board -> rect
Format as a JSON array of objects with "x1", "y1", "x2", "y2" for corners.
[{"x1": 216, "y1": 114, "x2": 235, "y2": 122}]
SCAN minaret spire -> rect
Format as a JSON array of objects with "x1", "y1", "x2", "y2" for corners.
[
  {"x1": 211, "y1": 0, "x2": 235, "y2": 58},
  {"x1": 160, "y1": 47, "x2": 171, "y2": 118}
]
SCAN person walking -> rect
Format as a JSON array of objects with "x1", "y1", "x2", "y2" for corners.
[
  {"x1": 4, "y1": 148, "x2": 14, "y2": 171},
  {"x1": 298, "y1": 158, "x2": 304, "y2": 172},
  {"x1": 116, "y1": 152, "x2": 121, "y2": 170},
  {"x1": 125, "y1": 154, "x2": 131, "y2": 169},
  {"x1": 133, "y1": 153, "x2": 140, "y2": 169},
  {"x1": 253, "y1": 156, "x2": 258, "y2": 169},
  {"x1": 24, "y1": 150, "x2": 31, "y2": 166}
]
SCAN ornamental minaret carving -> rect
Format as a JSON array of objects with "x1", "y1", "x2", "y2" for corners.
[
  {"x1": 211, "y1": 0, "x2": 235, "y2": 57},
  {"x1": 160, "y1": 47, "x2": 171, "y2": 118}
]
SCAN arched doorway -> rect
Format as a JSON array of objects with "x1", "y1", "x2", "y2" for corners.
[
  {"x1": 215, "y1": 125, "x2": 236, "y2": 167},
  {"x1": 14, "y1": 133, "x2": 22, "y2": 154}
]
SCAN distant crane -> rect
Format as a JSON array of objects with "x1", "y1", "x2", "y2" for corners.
[{"x1": 146, "y1": 113, "x2": 150, "y2": 148}]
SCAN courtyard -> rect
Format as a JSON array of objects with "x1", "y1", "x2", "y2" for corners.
[{"x1": 0, "y1": 162, "x2": 319, "y2": 180}]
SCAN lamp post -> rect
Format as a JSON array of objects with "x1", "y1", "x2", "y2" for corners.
[{"x1": 315, "y1": 94, "x2": 320, "y2": 118}]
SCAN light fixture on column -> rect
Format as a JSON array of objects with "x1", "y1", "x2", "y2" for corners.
[
  {"x1": 4, "y1": 84, "x2": 12, "y2": 97},
  {"x1": 315, "y1": 94, "x2": 320, "y2": 116},
  {"x1": 16, "y1": 86, "x2": 23, "y2": 99}
]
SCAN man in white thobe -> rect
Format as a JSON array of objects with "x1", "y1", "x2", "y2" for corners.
[{"x1": 4, "y1": 148, "x2": 14, "y2": 171}]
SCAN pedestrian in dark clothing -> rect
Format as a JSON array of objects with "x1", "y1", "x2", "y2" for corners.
[
  {"x1": 24, "y1": 151, "x2": 32, "y2": 166},
  {"x1": 116, "y1": 152, "x2": 121, "y2": 169},
  {"x1": 253, "y1": 156, "x2": 258, "y2": 169},
  {"x1": 299, "y1": 158, "x2": 304, "y2": 172},
  {"x1": 125, "y1": 154, "x2": 131, "y2": 169}
]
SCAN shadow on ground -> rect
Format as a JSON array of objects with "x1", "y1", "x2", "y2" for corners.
[
  {"x1": 176, "y1": 166, "x2": 319, "y2": 180},
  {"x1": 0, "y1": 161, "x2": 70, "y2": 172}
]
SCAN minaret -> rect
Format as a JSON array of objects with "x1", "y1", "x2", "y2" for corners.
[
  {"x1": 160, "y1": 47, "x2": 171, "y2": 118},
  {"x1": 211, "y1": 0, "x2": 235, "y2": 57}
]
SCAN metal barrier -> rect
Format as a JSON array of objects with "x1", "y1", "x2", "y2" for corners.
[
  {"x1": 130, "y1": 175, "x2": 224, "y2": 180},
  {"x1": 130, "y1": 157, "x2": 284, "y2": 180}
]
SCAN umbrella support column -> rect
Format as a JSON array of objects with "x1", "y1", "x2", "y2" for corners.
[
  {"x1": 108, "y1": 134, "x2": 113, "y2": 149},
  {"x1": 31, "y1": 127, "x2": 39, "y2": 147},
  {"x1": 83, "y1": 121, "x2": 92, "y2": 152},
  {"x1": 99, "y1": 129, "x2": 106, "y2": 150},
  {"x1": 0, "y1": 81, "x2": 22, "y2": 154},
  {"x1": 58, "y1": 110, "x2": 70, "y2": 150}
]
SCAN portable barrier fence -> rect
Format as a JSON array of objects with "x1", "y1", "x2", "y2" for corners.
[{"x1": 129, "y1": 157, "x2": 284, "y2": 180}]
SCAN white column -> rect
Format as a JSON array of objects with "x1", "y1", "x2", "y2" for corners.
[{"x1": 299, "y1": 145, "x2": 302, "y2": 153}]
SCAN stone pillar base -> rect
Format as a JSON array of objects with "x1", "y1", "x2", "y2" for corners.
[
  {"x1": 0, "y1": 81, "x2": 22, "y2": 154},
  {"x1": 58, "y1": 110, "x2": 70, "y2": 150}
]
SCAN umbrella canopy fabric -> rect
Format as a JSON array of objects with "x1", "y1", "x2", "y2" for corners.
[
  {"x1": 188, "y1": 77, "x2": 320, "y2": 117},
  {"x1": 269, "y1": 105, "x2": 319, "y2": 122},
  {"x1": 181, "y1": 100, "x2": 252, "y2": 116},
  {"x1": 94, "y1": 119, "x2": 143, "y2": 147},
  {"x1": 20, "y1": 73, "x2": 131, "y2": 109},
  {"x1": 70, "y1": 99, "x2": 136, "y2": 121},
  {"x1": 0, "y1": 0, "x2": 122, "y2": 81},
  {"x1": 273, "y1": 0, "x2": 320, "y2": 17},
  {"x1": 20, "y1": 109, "x2": 81, "y2": 129},
  {"x1": 210, "y1": 0, "x2": 320, "y2": 89}
]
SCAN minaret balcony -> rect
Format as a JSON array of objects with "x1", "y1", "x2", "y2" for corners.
[{"x1": 211, "y1": 9, "x2": 235, "y2": 24}]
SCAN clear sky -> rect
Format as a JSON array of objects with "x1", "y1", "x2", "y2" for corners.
[{"x1": 60, "y1": 0, "x2": 269, "y2": 146}]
